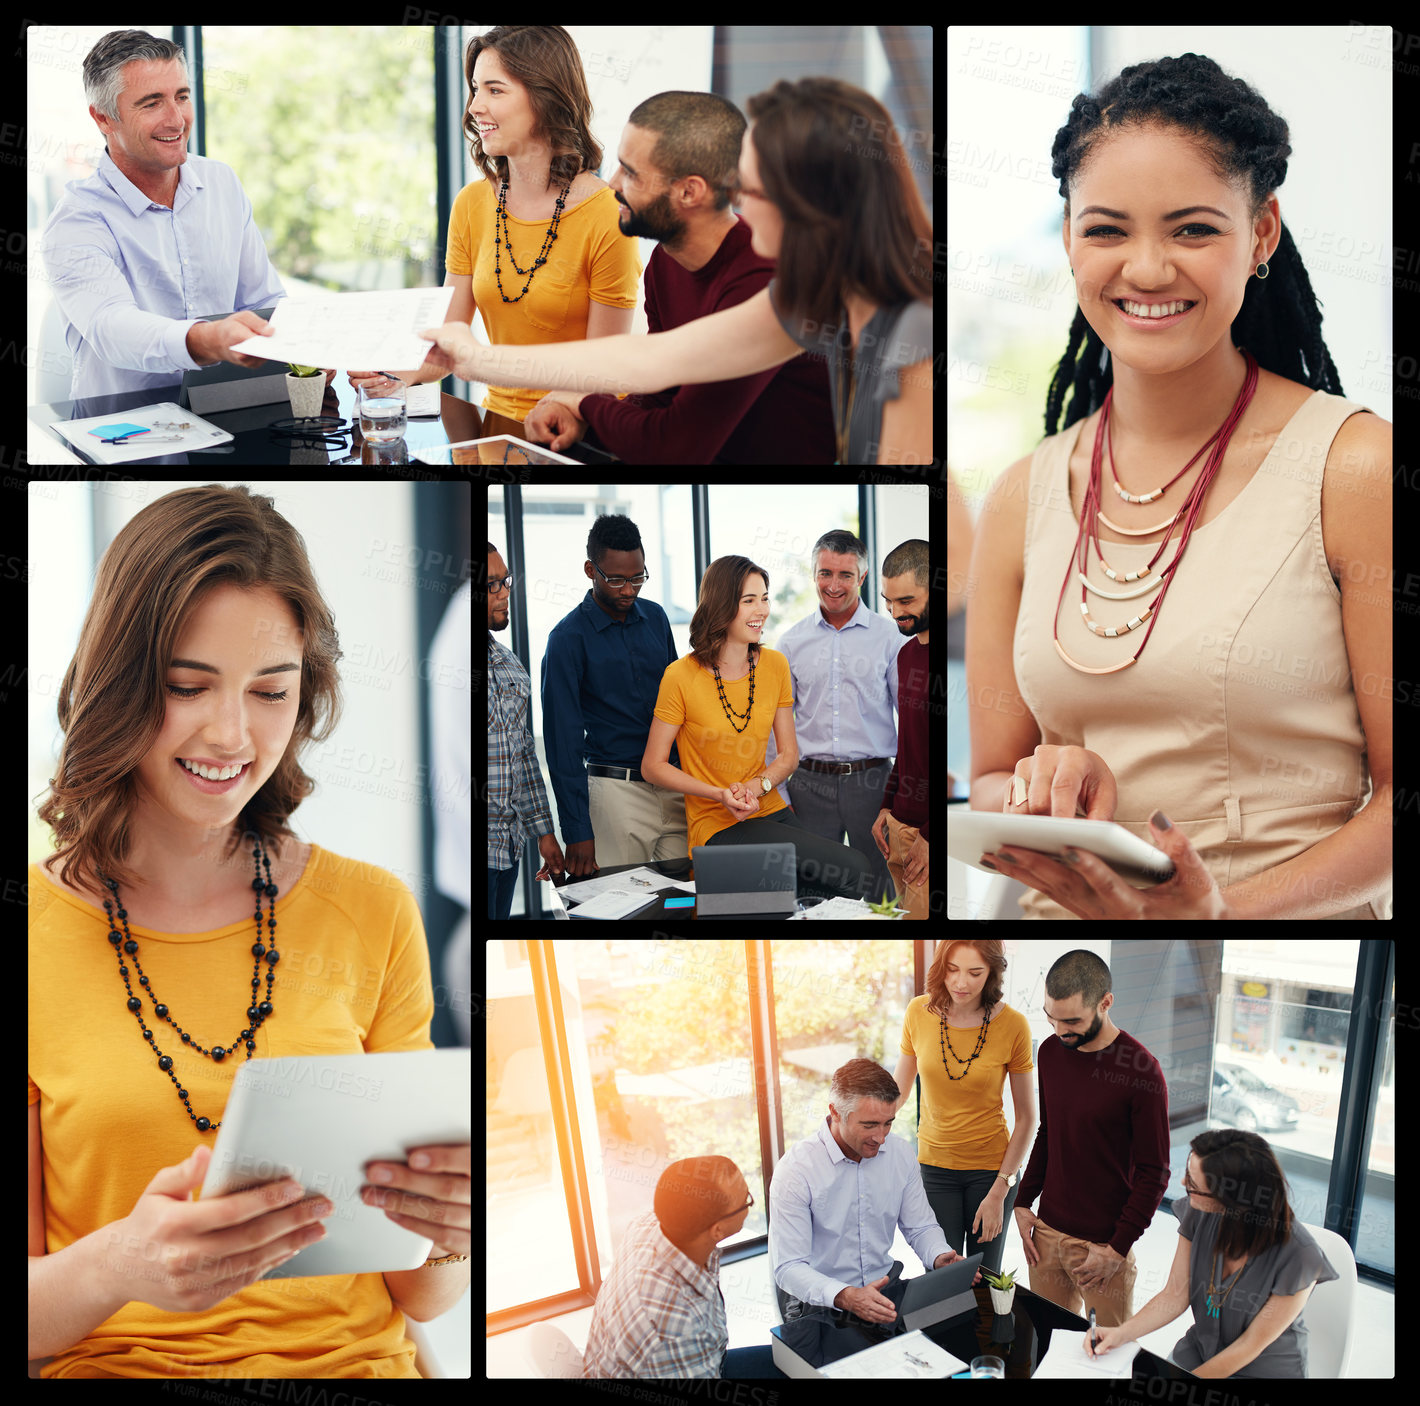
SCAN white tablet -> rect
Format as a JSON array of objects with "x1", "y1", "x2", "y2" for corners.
[
  {"x1": 946, "y1": 809, "x2": 1174, "y2": 885},
  {"x1": 199, "y1": 1048, "x2": 471, "y2": 1278}
]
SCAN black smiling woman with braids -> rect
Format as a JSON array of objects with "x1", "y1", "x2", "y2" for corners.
[{"x1": 967, "y1": 53, "x2": 1391, "y2": 920}]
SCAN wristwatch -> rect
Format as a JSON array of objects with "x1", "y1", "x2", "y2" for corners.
[
  {"x1": 997, "y1": 1170, "x2": 1017, "y2": 1188},
  {"x1": 760, "y1": 774, "x2": 772, "y2": 794}
]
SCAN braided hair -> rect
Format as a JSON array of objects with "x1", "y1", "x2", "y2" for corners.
[{"x1": 1045, "y1": 53, "x2": 1344, "y2": 437}]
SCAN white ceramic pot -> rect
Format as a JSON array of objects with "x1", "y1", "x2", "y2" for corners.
[{"x1": 285, "y1": 372, "x2": 325, "y2": 419}]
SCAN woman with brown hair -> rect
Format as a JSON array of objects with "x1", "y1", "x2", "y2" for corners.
[
  {"x1": 1087, "y1": 1129, "x2": 1337, "y2": 1377},
  {"x1": 894, "y1": 940, "x2": 1036, "y2": 1277},
  {"x1": 418, "y1": 76, "x2": 934, "y2": 464},
  {"x1": 29, "y1": 486, "x2": 467, "y2": 1377},
  {"x1": 640, "y1": 555, "x2": 877, "y2": 902},
  {"x1": 351, "y1": 25, "x2": 640, "y2": 422}
]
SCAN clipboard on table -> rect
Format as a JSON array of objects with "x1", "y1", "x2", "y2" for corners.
[{"x1": 198, "y1": 1049, "x2": 471, "y2": 1278}]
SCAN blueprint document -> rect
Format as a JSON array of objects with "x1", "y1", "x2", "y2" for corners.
[{"x1": 230, "y1": 286, "x2": 456, "y2": 371}]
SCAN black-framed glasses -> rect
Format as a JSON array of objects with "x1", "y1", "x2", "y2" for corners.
[
  {"x1": 591, "y1": 563, "x2": 650, "y2": 588},
  {"x1": 698, "y1": 1187, "x2": 754, "y2": 1236}
]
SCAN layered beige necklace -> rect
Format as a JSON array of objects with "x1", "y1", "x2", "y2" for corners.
[{"x1": 1052, "y1": 349, "x2": 1259, "y2": 674}]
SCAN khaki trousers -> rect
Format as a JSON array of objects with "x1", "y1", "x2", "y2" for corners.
[
  {"x1": 586, "y1": 773, "x2": 688, "y2": 866},
  {"x1": 884, "y1": 812, "x2": 928, "y2": 919},
  {"x1": 1027, "y1": 1215, "x2": 1137, "y2": 1327}
]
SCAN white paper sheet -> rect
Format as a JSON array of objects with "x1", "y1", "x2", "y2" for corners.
[
  {"x1": 818, "y1": 1329, "x2": 965, "y2": 1378},
  {"x1": 1031, "y1": 1337, "x2": 1141, "y2": 1378},
  {"x1": 230, "y1": 286, "x2": 456, "y2": 372}
]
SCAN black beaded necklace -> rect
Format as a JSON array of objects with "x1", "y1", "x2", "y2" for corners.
[
  {"x1": 100, "y1": 833, "x2": 280, "y2": 1133},
  {"x1": 940, "y1": 1000, "x2": 991, "y2": 1080},
  {"x1": 493, "y1": 178, "x2": 572, "y2": 304},
  {"x1": 711, "y1": 649, "x2": 757, "y2": 733}
]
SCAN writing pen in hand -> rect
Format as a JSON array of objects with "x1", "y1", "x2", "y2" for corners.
[{"x1": 1089, "y1": 1307, "x2": 1097, "y2": 1355}]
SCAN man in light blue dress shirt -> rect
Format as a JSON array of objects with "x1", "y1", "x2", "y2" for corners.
[
  {"x1": 770, "y1": 1059, "x2": 974, "y2": 1323},
  {"x1": 775, "y1": 531, "x2": 906, "y2": 904},
  {"x1": 42, "y1": 30, "x2": 286, "y2": 401}
]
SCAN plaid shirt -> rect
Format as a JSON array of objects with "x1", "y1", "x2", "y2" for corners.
[
  {"x1": 487, "y1": 632, "x2": 554, "y2": 871},
  {"x1": 582, "y1": 1212, "x2": 727, "y2": 1378}
]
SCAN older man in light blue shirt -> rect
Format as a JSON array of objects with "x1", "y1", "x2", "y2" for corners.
[
  {"x1": 770, "y1": 1058, "x2": 970, "y2": 1324},
  {"x1": 773, "y1": 533, "x2": 907, "y2": 903},
  {"x1": 42, "y1": 32, "x2": 285, "y2": 401}
]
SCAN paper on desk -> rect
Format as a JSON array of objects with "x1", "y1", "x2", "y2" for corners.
[
  {"x1": 230, "y1": 286, "x2": 455, "y2": 371},
  {"x1": 557, "y1": 868, "x2": 692, "y2": 903},
  {"x1": 565, "y1": 888, "x2": 662, "y2": 919},
  {"x1": 1030, "y1": 1338, "x2": 1140, "y2": 1378},
  {"x1": 819, "y1": 1330, "x2": 964, "y2": 1378}
]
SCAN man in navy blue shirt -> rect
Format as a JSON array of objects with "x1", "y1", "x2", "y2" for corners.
[{"x1": 541, "y1": 514, "x2": 687, "y2": 876}]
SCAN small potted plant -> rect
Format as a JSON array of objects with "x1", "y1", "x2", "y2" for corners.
[
  {"x1": 981, "y1": 1265, "x2": 1019, "y2": 1314},
  {"x1": 284, "y1": 363, "x2": 326, "y2": 419},
  {"x1": 864, "y1": 889, "x2": 908, "y2": 919}
]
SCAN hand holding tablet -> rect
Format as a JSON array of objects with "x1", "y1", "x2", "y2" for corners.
[
  {"x1": 360, "y1": 1141, "x2": 471, "y2": 1258},
  {"x1": 948, "y1": 809, "x2": 1234, "y2": 920},
  {"x1": 200, "y1": 1049, "x2": 471, "y2": 1278},
  {"x1": 947, "y1": 810, "x2": 1174, "y2": 883}
]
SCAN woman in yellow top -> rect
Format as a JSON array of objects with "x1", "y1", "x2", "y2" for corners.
[
  {"x1": 352, "y1": 26, "x2": 640, "y2": 420},
  {"x1": 640, "y1": 555, "x2": 877, "y2": 901},
  {"x1": 894, "y1": 940, "x2": 1035, "y2": 1278}
]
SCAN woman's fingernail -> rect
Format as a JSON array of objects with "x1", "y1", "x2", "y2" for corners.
[{"x1": 1150, "y1": 809, "x2": 1172, "y2": 831}]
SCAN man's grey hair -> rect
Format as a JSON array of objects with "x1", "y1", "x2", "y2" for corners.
[
  {"x1": 810, "y1": 529, "x2": 868, "y2": 582},
  {"x1": 84, "y1": 30, "x2": 187, "y2": 124},
  {"x1": 829, "y1": 1057, "x2": 899, "y2": 1117}
]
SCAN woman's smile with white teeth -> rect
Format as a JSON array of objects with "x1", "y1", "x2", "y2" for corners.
[
  {"x1": 1115, "y1": 298, "x2": 1196, "y2": 318},
  {"x1": 179, "y1": 758, "x2": 248, "y2": 781}
]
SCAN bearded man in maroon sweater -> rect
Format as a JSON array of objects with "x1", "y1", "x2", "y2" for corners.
[{"x1": 1011, "y1": 949, "x2": 1171, "y2": 1329}]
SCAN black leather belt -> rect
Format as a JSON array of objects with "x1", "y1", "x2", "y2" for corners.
[
  {"x1": 587, "y1": 763, "x2": 646, "y2": 783},
  {"x1": 798, "y1": 757, "x2": 889, "y2": 775}
]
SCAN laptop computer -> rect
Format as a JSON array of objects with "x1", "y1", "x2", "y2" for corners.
[{"x1": 691, "y1": 842, "x2": 797, "y2": 918}]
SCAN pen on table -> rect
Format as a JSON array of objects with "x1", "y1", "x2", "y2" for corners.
[{"x1": 1089, "y1": 1307, "x2": 1097, "y2": 1355}]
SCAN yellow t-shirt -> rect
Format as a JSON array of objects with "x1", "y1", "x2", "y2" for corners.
[
  {"x1": 652, "y1": 649, "x2": 793, "y2": 853},
  {"x1": 446, "y1": 178, "x2": 641, "y2": 420},
  {"x1": 27, "y1": 845, "x2": 433, "y2": 1378},
  {"x1": 900, "y1": 995, "x2": 1034, "y2": 1170}
]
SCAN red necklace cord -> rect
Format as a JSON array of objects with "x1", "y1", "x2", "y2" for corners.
[{"x1": 1052, "y1": 351, "x2": 1260, "y2": 669}]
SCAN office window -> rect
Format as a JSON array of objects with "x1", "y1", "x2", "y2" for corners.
[
  {"x1": 708, "y1": 487, "x2": 867, "y2": 633},
  {"x1": 772, "y1": 940, "x2": 916, "y2": 1151},
  {"x1": 204, "y1": 26, "x2": 437, "y2": 293},
  {"x1": 487, "y1": 940, "x2": 580, "y2": 1314},
  {"x1": 1216, "y1": 941, "x2": 1393, "y2": 1274},
  {"x1": 1354, "y1": 969, "x2": 1394, "y2": 1274},
  {"x1": 559, "y1": 939, "x2": 764, "y2": 1267}
]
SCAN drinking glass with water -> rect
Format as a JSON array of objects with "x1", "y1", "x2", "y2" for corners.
[{"x1": 359, "y1": 377, "x2": 407, "y2": 444}]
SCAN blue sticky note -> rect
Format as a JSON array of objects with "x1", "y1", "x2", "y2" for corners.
[{"x1": 90, "y1": 421, "x2": 151, "y2": 439}]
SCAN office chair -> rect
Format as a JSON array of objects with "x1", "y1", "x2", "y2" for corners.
[{"x1": 1296, "y1": 1221, "x2": 1359, "y2": 1378}]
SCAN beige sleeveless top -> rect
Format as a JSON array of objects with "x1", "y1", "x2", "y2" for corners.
[{"x1": 1014, "y1": 389, "x2": 1388, "y2": 920}]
